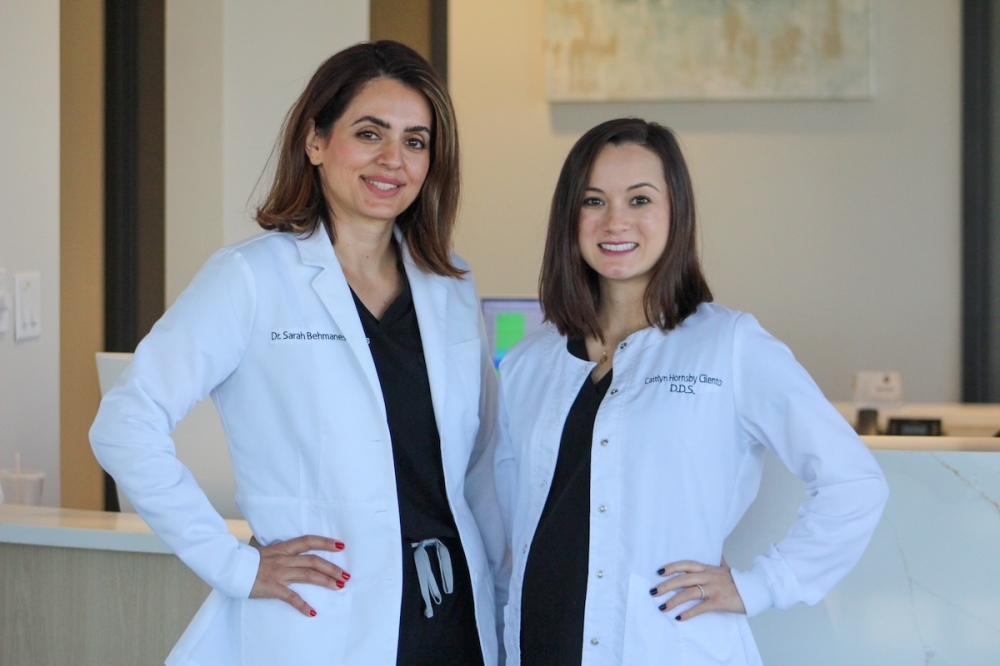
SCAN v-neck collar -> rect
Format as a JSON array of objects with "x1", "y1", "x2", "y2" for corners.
[{"x1": 351, "y1": 271, "x2": 412, "y2": 327}]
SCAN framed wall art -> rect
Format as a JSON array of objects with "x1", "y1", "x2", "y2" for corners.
[{"x1": 545, "y1": 0, "x2": 874, "y2": 101}]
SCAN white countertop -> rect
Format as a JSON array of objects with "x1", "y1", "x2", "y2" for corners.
[
  {"x1": 833, "y1": 401, "x2": 1000, "y2": 450},
  {"x1": 833, "y1": 401, "x2": 1000, "y2": 437},
  {"x1": 2, "y1": 414, "x2": 999, "y2": 554},
  {"x1": 0, "y1": 505, "x2": 251, "y2": 554},
  {"x1": 861, "y1": 435, "x2": 1000, "y2": 451}
]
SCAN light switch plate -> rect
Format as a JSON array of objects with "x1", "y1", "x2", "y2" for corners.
[
  {"x1": 0, "y1": 267, "x2": 9, "y2": 334},
  {"x1": 14, "y1": 272, "x2": 40, "y2": 341}
]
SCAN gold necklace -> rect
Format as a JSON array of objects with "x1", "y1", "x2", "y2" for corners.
[{"x1": 597, "y1": 325, "x2": 646, "y2": 365}]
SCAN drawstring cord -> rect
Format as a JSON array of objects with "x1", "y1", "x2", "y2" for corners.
[{"x1": 411, "y1": 538, "x2": 454, "y2": 618}]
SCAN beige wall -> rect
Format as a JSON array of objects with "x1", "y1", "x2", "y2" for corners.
[
  {"x1": 0, "y1": 0, "x2": 61, "y2": 505},
  {"x1": 450, "y1": 0, "x2": 962, "y2": 402},
  {"x1": 165, "y1": 0, "x2": 225, "y2": 304},
  {"x1": 166, "y1": 0, "x2": 369, "y2": 303},
  {"x1": 60, "y1": 0, "x2": 105, "y2": 510}
]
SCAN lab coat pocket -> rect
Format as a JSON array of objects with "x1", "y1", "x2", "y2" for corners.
[
  {"x1": 502, "y1": 603, "x2": 520, "y2": 665},
  {"x1": 623, "y1": 574, "x2": 682, "y2": 666},
  {"x1": 239, "y1": 582, "x2": 352, "y2": 664},
  {"x1": 675, "y1": 604, "x2": 747, "y2": 665}
]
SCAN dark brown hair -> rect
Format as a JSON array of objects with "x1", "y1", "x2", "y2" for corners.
[
  {"x1": 255, "y1": 40, "x2": 463, "y2": 277},
  {"x1": 539, "y1": 118, "x2": 712, "y2": 340}
]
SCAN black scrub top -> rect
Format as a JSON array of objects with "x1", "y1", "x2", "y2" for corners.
[
  {"x1": 351, "y1": 276, "x2": 458, "y2": 542},
  {"x1": 520, "y1": 338, "x2": 613, "y2": 666},
  {"x1": 352, "y1": 274, "x2": 483, "y2": 666}
]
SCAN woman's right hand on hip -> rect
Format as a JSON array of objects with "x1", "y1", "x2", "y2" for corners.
[{"x1": 248, "y1": 534, "x2": 350, "y2": 617}]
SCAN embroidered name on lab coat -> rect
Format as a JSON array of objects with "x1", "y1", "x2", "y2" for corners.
[
  {"x1": 270, "y1": 330, "x2": 347, "y2": 341},
  {"x1": 645, "y1": 373, "x2": 723, "y2": 394}
]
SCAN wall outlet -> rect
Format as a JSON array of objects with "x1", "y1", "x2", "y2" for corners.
[
  {"x1": 0, "y1": 267, "x2": 9, "y2": 334},
  {"x1": 14, "y1": 272, "x2": 40, "y2": 341}
]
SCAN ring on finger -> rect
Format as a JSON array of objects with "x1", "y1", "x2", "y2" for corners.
[{"x1": 696, "y1": 584, "x2": 705, "y2": 601}]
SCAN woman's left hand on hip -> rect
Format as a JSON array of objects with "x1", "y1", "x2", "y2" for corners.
[{"x1": 649, "y1": 557, "x2": 747, "y2": 620}]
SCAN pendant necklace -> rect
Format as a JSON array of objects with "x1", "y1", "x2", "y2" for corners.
[{"x1": 597, "y1": 325, "x2": 646, "y2": 365}]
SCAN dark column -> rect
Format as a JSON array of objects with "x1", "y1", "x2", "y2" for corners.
[
  {"x1": 430, "y1": 0, "x2": 448, "y2": 84},
  {"x1": 104, "y1": 0, "x2": 165, "y2": 510},
  {"x1": 962, "y1": 0, "x2": 1000, "y2": 402}
]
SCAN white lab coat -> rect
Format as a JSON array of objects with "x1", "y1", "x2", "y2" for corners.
[
  {"x1": 494, "y1": 303, "x2": 888, "y2": 666},
  {"x1": 90, "y1": 225, "x2": 506, "y2": 665}
]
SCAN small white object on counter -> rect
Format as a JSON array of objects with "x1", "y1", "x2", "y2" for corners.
[{"x1": 852, "y1": 370, "x2": 903, "y2": 404}]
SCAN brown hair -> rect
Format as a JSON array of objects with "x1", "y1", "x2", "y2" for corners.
[
  {"x1": 539, "y1": 118, "x2": 712, "y2": 341},
  {"x1": 255, "y1": 40, "x2": 463, "y2": 277}
]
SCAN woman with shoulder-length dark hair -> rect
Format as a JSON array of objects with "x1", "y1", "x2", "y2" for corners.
[
  {"x1": 91, "y1": 40, "x2": 505, "y2": 666},
  {"x1": 495, "y1": 118, "x2": 888, "y2": 665}
]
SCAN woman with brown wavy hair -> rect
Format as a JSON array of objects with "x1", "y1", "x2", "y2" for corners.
[{"x1": 92, "y1": 41, "x2": 504, "y2": 665}]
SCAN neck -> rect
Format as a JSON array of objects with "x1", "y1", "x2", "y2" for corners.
[
  {"x1": 597, "y1": 278, "x2": 650, "y2": 343},
  {"x1": 330, "y1": 217, "x2": 397, "y2": 281}
]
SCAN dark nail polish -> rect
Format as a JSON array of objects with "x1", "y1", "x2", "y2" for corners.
[
  {"x1": 658, "y1": 603, "x2": 667, "y2": 611},
  {"x1": 649, "y1": 587, "x2": 657, "y2": 596},
  {"x1": 341, "y1": 572, "x2": 351, "y2": 580},
  {"x1": 657, "y1": 568, "x2": 665, "y2": 576},
  {"x1": 309, "y1": 609, "x2": 317, "y2": 617},
  {"x1": 336, "y1": 580, "x2": 345, "y2": 588},
  {"x1": 335, "y1": 541, "x2": 345, "y2": 550},
  {"x1": 675, "y1": 615, "x2": 682, "y2": 621}
]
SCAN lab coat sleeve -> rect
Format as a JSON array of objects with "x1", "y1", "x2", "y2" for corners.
[
  {"x1": 90, "y1": 248, "x2": 261, "y2": 599},
  {"x1": 728, "y1": 313, "x2": 889, "y2": 617}
]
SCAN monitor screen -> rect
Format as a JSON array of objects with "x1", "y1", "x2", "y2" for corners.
[{"x1": 481, "y1": 298, "x2": 545, "y2": 369}]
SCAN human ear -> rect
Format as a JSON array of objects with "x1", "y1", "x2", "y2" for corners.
[{"x1": 304, "y1": 121, "x2": 325, "y2": 166}]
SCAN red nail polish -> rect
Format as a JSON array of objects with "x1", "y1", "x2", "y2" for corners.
[
  {"x1": 336, "y1": 580, "x2": 345, "y2": 588},
  {"x1": 335, "y1": 541, "x2": 345, "y2": 550},
  {"x1": 309, "y1": 609, "x2": 317, "y2": 617},
  {"x1": 341, "y1": 572, "x2": 351, "y2": 581}
]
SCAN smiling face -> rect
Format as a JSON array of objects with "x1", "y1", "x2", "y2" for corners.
[
  {"x1": 577, "y1": 142, "x2": 671, "y2": 292},
  {"x1": 305, "y1": 77, "x2": 432, "y2": 231}
]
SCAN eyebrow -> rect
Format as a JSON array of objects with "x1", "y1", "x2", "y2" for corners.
[
  {"x1": 584, "y1": 182, "x2": 661, "y2": 193},
  {"x1": 351, "y1": 115, "x2": 431, "y2": 134}
]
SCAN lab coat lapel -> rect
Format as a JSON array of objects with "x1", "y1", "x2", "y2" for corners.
[
  {"x1": 295, "y1": 225, "x2": 387, "y2": 421},
  {"x1": 400, "y1": 241, "x2": 449, "y2": 439}
]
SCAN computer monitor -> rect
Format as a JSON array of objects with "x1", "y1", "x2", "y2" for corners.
[{"x1": 481, "y1": 298, "x2": 545, "y2": 369}]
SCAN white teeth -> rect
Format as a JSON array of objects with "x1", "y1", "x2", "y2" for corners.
[
  {"x1": 600, "y1": 242, "x2": 638, "y2": 252},
  {"x1": 365, "y1": 179, "x2": 398, "y2": 191}
]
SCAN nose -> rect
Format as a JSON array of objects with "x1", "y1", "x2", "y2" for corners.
[
  {"x1": 603, "y1": 203, "x2": 630, "y2": 233},
  {"x1": 378, "y1": 140, "x2": 402, "y2": 168}
]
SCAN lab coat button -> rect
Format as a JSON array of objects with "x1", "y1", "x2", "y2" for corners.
[
  {"x1": 591, "y1": 638, "x2": 599, "y2": 646},
  {"x1": 596, "y1": 570, "x2": 604, "y2": 578},
  {"x1": 619, "y1": 342, "x2": 627, "y2": 350},
  {"x1": 600, "y1": 439, "x2": 609, "y2": 446},
  {"x1": 610, "y1": 388, "x2": 619, "y2": 395},
  {"x1": 598, "y1": 505, "x2": 606, "y2": 513}
]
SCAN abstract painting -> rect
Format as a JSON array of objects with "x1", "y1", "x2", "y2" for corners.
[{"x1": 545, "y1": 0, "x2": 874, "y2": 101}]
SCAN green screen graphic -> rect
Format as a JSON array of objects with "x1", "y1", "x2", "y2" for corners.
[{"x1": 494, "y1": 313, "x2": 526, "y2": 367}]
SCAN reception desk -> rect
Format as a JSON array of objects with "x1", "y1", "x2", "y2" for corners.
[
  {"x1": 3, "y1": 435, "x2": 999, "y2": 664},
  {"x1": 0, "y1": 507, "x2": 250, "y2": 664},
  {"x1": 727, "y1": 435, "x2": 1000, "y2": 665}
]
